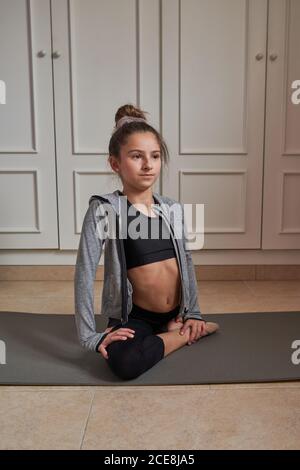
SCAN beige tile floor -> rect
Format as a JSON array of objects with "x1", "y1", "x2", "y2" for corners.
[{"x1": 0, "y1": 280, "x2": 300, "y2": 449}]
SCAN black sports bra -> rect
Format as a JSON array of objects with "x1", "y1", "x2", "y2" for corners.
[{"x1": 118, "y1": 191, "x2": 176, "y2": 270}]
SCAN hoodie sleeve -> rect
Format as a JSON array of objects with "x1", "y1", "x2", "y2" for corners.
[
  {"x1": 180, "y1": 203, "x2": 205, "y2": 322},
  {"x1": 74, "y1": 200, "x2": 107, "y2": 352}
]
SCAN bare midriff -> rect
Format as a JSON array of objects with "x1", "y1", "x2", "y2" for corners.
[
  {"x1": 127, "y1": 257, "x2": 182, "y2": 313},
  {"x1": 125, "y1": 204, "x2": 182, "y2": 313}
]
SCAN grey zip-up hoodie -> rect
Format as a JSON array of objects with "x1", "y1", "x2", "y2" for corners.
[{"x1": 74, "y1": 189, "x2": 204, "y2": 353}]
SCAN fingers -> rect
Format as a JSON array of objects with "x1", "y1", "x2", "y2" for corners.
[
  {"x1": 110, "y1": 327, "x2": 135, "y2": 333},
  {"x1": 109, "y1": 328, "x2": 135, "y2": 342},
  {"x1": 99, "y1": 345, "x2": 107, "y2": 359},
  {"x1": 100, "y1": 328, "x2": 136, "y2": 358},
  {"x1": 180, "y1": 320, "x2": 192, "y2": 336},
  {"x1": 194, "y1": 321, "x2": 207, "y2": 342},
  {"x1": 98, "y1": 325, "x2": 139, "y2": 359},
  {"x1": 183, "y1": 321, "x2": 206, "y2": 345},
  {"x1": 187, "y1": 324, "x2": 198, "y2": 345},
  {"x1": 106, "y1": 327, "x2": 135, "y2": 337},
  {"x1": 98, "y1": 328, "x2": 135, "y2": 359},
  {"x1": 110, "y1": 331, "x2": 135, "y2": 341},
  {"x1": 180, "y1": 324, "x2": 188, "y2": 335}
]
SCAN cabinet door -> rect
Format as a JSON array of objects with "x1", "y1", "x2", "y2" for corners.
[
  {"x1": 52, "y1": 0, "x2": 160, "y2": 249},
  {"x1": 162, "y1": 0, "x2": 268, "y2": 249},
  {"x1": 262, "y1": 0, "x2": 300, "y2": 249},
  {"x1": 0, "y1": 0, "x2": 58, "y2": 248}
]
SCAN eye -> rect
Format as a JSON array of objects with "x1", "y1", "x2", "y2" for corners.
[
  {"x1": 132, "y1": 154, "x2": 141, "y2": 159},
  {"x1": 153, "y1": 154, "x2": 161, "y2": 159}
]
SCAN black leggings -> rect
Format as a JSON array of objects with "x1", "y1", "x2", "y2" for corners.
[{"x1": 105, "y1": 302, "x2": 180, "y2": 380}]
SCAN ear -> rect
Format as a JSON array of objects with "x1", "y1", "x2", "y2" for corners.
[{"x1": 109, "y1": 155, "x2": 119, "y2": 173}]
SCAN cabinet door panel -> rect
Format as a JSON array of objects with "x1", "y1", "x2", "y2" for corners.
[
  {"x1": 162, "y1": 0, "x2": 268, "y2": 249},
  {"x1": 262, "y1": 0, "x2": 300, "y2": 249},
  {"x1": 53, "y1": 0, "x2": 268, "y2": 250},
  {"x1": 52, "y1": 0, "x2": 160, "y2": 249},
  {"x1": 0, "y1": 0, "x2": 58, "y2": 248}
]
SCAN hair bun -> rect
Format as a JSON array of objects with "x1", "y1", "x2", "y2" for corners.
[
  {"x1": 115, "y1": 115, "x2": 146, "y2": 131},
  {"x1": 115, "y1": 104, "x2": 148, "y2": 126}
]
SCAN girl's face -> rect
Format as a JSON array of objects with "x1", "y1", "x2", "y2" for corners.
[{"x1": 110, "y1": 132, "x2": 161, "y2": 191}]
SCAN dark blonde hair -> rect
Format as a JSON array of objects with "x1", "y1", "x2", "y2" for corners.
[{"x1": 108, "y1": 104, "x2": 170, "y2": 168}]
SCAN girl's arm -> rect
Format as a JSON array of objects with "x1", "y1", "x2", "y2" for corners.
[{"x1": 74, "y1": 200, "x2": 106, "y2": 352}]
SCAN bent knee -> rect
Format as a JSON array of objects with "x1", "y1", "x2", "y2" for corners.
[
  {"x1": 107, "y1": 348, "x2": 144, "y2": 380},
  {"x1": 106, "y1": 335, "x2": 164, "y2": 381}
]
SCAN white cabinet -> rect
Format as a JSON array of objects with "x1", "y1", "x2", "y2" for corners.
[
  {"x1": 0, "y1": 0, "x2": 299, "y2": 252},
  {"x1": 262, "y1": 0, "x2": 300, "y2": 249},
  {"x1": 162, "y1": 0, "x2": 268, "y2": 249},
  {"x1": 51, "y1": 0, "x2": 160, "y2": 249},
  {"x1": 0, "y1": 0, "x2": 58, "y2": 248}
]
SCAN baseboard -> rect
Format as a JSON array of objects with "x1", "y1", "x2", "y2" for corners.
[{"x1": 0, "y1": 265, "x2": 299, "y2": 281}]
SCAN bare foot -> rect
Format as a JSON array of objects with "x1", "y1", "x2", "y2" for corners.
[
  {"x1": 165, "y1": 318, "x2": 219, "y2": 339},
  {"x1": 202, "y1": 321, "x2": 219, "y2": 336},
  {"x1": 166, "y1": 317, "x2": 184, "y2": 332}
]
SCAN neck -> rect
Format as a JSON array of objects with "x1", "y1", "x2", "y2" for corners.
[{"x1": 119, "y1": 187, "x2": 155, "y2": 208}]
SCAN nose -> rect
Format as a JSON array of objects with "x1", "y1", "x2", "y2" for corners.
[{"x1": 142, "y1": 160, "x2": 153, "y2": 170}]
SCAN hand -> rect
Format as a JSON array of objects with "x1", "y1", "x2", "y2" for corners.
[
  {"x1": 179, "y1": 319, "x2": 206, "y2": 345},
  {"x1": 97, "y1": 327, "x2": 135, "y2": 359}
]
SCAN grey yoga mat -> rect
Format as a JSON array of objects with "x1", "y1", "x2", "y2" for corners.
[{"x1": 0, "y1": 311, "x2": 300, "y2": 385}]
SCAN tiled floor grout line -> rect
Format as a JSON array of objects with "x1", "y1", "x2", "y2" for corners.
[{"x1": 79, "y1": 388, "x2": 96, "y2": 450}]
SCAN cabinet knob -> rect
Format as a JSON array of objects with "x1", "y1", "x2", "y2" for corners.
[
  {"x1": 269, "y1": 53, "x2": 278, "y2": 61},
  {"x1": 255, "y1": 53, "x2": 264, "y2": 61},
  {"x1": 52, "y1": 51, "x2": 61, "y2": 59},
  {"x1": 37, "y1": 50, "x2": 46, "y2": 58}
]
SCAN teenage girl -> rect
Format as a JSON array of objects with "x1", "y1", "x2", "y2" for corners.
[{"x1": 76, "y1": 104, "x2": 219, "y2": 380}]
